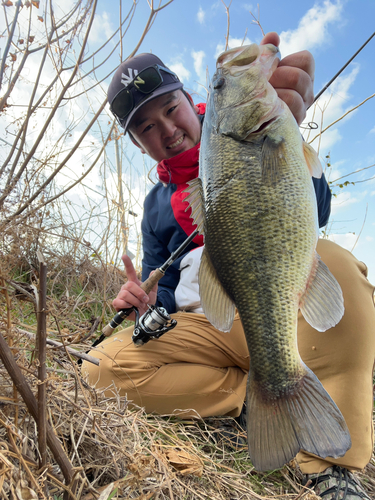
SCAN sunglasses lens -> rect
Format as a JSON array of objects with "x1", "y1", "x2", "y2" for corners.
[
  {"x1": 110, "y1": 65, "x2": 175, "y2": 123},
  {"x1": 136, "y1": 67, "x2": 162, "y2": 93},
  {"x1": 112, "y1": 89, "x2": 133, "y2": 119}
]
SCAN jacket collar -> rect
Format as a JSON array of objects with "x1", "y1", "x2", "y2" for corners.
[{"x1": 157, "y1": 143, "x2": 200, "y2": 184}]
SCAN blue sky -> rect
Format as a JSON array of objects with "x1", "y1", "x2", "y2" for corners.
[
  {"x1": 95, "y1": 0, "x2": 375, "y2": 283},
  {"x1": 3, "y1": 0, "x2": 373, "y2": 283}
]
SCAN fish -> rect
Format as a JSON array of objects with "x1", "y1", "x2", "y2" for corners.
[{"x1": 184, "y1": 43, "x2": 351, "y2": 471}]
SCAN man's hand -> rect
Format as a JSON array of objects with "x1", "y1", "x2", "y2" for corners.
[
  {"x1": 261, "y1": 32, "x2": 315, "y2": 125},
  {"x1": 112, "y1": 255, "x2": 158, "y2": 322}
]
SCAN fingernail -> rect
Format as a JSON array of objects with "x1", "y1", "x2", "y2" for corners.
[{"x1": 142, "y1": 295, "x2": 149, "y2": 303}]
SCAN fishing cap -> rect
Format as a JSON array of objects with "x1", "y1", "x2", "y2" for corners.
[{"x1": 108, "y1": 53, "x2": 183, "y2": 132}]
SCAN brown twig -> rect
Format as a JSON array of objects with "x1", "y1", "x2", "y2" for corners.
[
  {"x1": 249, "y1": 4, "x2": 265, "y2": 37},
  {"x1": 0, "y1": 330, "x2": 75, "y2": 488},
  {"x1": 351, "y1": 203, "x2": 368, "y2": 252},
  {"x1": 309, "y1": 92, "x2": 375, "y2": 145},
  {"x1": 37, "y1": 250, "x2": 48, "y2": 473},
  {"x1": 16, "y1": 328, "x2": 100, "y2": 366},
  {"x1": 221, "y1": 0, "x2": 233, "y2": 52}
]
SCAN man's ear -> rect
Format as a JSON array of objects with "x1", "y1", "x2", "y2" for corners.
[
  {"x1": 129, "y1": 132, "x2": 146, "y2": 154},
  {"x1": 183, "y1": 90, "x2": 199, "y2": 114}
]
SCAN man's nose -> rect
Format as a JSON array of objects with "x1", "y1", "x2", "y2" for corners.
[{"x1": 160, "y1": 118, "x2": 177, "y2": 137}]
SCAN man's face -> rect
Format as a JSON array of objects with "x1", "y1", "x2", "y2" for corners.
[{"x1": 128, "y1": 90, "x2": 202, "y2": 162}]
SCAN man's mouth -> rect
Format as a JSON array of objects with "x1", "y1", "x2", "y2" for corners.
[{"x1": 167, "y1": 135, "x2": 184, "y2": 149}]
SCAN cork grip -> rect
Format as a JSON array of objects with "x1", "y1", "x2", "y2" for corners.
[{"x1": 140, "y1": 268, "x2": 164, "y2": 294}]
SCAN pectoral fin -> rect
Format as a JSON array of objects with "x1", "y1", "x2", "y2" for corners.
[
  {"x1": 303, "y1": 142, "x2": 322, "y2": 178},
  {"x1": 261, "y1": 136, "x2": 287, "y2": 185},
  {"x1": 199, "y1": 248, "x2": 236, "y2": 332},
  {"x1": 300, "y1": 252, "x2": 344, "y2": 331}
]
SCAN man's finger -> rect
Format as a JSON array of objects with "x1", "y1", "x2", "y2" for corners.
[
  {"x1": 260, "y1": 31, "x2": 280, "y2": 48},
  {"x1": 121, "y1": 254, "x2": 139, "y2": 284},
  {"x1": 277, "y1": 50, "x2": 315, "y2": 81},
  {"x1": 270, "y1": 65, "x2": 314, "y2": 107},
  {"x1": 275, "y1": 88, "x2": 306, "y2": 125}
]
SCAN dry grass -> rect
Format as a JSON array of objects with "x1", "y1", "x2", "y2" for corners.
[
  {"x1": 0, "y1": 242, "x2": 374, "y2": 499},
  {"x1": 0, "y1": 318, "x2": 374, "y2": 499}
]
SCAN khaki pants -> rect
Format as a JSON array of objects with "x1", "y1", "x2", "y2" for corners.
[{"x1": 82, "y1": 240, "x2": 375, "y2": 474}]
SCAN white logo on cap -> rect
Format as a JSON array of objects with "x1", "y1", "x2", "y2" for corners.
[{"x1": 121, "y1": 68, "x2": 139, "y2": 87}]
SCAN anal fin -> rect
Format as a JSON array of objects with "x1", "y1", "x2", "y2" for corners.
[
  {"x1": 300, "y1": 252, "x2": 344, "y2": 332},
  {"x1": 303, "y1": 141, "x2": 323, "y2": 178}
]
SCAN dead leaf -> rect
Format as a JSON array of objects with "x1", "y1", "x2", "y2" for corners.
[
  {"x1": 4, "y1": 1, "x2": 13, "y2": 6},
  {"x1": 97, "y1": 484, "x2": 115, "y2": 500},
  {"x1": 10, "y1": 53, "x2": 16, "y2": 62},
  {"x1": 28, "y1": 36, "x2": 35, "y2": 43},
  {"x1": 15, "y1": 481, "x2": 38, "y2": 500},
  {"x1": 37, "y1": 16, "x2": 43, "y2": 22},
  {"x1": 32, "y1": 0, "x2": 39, "y2": 7},
  {"x1": 18, "y1": 39, "x2": 24, "y2": 44},
  {"x1": 164, "y1": 448, "x2": 203, "y2": 477}
]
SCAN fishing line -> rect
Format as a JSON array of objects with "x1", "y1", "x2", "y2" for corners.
[{"x1": 310, "y1": 30, "x2": 375, "y2": 107}]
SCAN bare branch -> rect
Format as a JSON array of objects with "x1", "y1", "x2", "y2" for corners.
[
  {"x1": 249, "y1": 4, "x2": 265, "y2": 37},
  {"x1": 0, "y1": 0, "x2": 22, "y2": 90},
  {"x1": 309, "y1": 92, "x2": 375, "y2": 145},
  {"x1": 221, "y1": 0, "x2": 232, "y2": 52}
]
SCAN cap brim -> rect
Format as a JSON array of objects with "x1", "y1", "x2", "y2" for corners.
[{"x1": 122, "y1": 81, "x2": 183, "y2": 132}]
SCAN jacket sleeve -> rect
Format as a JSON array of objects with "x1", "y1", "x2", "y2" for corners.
[
  {"x1": 141, "y1": 207, "x2": 179, "y2": 314},
  {"x1": 313, "y1": 173, "x2": 332, "y2": 228}
]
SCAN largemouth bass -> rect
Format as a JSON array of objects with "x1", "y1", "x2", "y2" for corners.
[{"x1": 185, "y1": 43, "x2": 351, "y2": 471}]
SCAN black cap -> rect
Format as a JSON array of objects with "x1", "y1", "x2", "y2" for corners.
[{"x1": 108, "y1": 53, "x2": 183, "y2": 132}]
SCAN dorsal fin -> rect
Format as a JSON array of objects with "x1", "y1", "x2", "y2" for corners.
[{"x1": 183, "y1": 178, "x2": 205, "y2": 234}]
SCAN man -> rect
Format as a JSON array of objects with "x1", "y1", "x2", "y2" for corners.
[{"x1": 83, "y1": 32, "x2": 375, "y2": 499}]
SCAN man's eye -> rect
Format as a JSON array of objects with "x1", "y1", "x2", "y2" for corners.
[
  {"x1": 142, "y1": 124, "x2": 153, "y2": 133},
  {"x1": 167, "y1": 105, "x2": 177, "y2": 115}
]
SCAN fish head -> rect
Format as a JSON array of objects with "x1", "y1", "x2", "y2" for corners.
[{"x1": 208, "y1": 43, "x2": 283, "y2": 141}]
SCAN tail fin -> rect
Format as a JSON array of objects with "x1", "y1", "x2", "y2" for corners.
[{"x1": 246, "y1": 364, "x2": 351, "y2": 471}]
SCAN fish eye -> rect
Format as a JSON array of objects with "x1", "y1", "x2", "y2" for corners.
[{"x1": 213, "y1": 77, "x2": 225, "y2": 90}]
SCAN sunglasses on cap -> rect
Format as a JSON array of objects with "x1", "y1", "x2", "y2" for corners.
[{"x1": 110, "y1": 64, "x2": 179, "y2": 124}]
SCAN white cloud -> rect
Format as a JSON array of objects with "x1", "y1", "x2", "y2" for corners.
[
  {"x1": 280, "y1": 0, "x2": 343, "y2": 57},
  {"x1": 369, "y1": 125, "x2": 375, "y2": 134},
  {"x1": 215, "y1": 36, "x2": 253, "y2": 59},
  {"x1": 168, "y1": 61, "x2": 191, "y2": 83},
  {"x1": 366, "y1": 236, "x2": 374, "y2": 242},
  {"x1": 192, "y1": 50, "x2": 206, "y2": 81},
  {"x1": 90, "y1": 11, "x2": 113, "y2": 44},
  {"x1": 197, "y1": 7, "x2": 205, "y2": 24},
  {"x1": 330, "y1": 191, "x2": 360, "y2": 215}
]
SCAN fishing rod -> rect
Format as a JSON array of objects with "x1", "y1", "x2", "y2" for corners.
[
  {"x1": 310, "y1": 30, "x2": 375, "y2": 107},
  {"x1": 92, "y1": 229, "x2": 199, "y2": 348}
]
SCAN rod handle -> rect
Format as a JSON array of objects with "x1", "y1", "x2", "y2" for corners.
[{"x1": 140, "y1": 268, "x2": 164, "y2": 294}]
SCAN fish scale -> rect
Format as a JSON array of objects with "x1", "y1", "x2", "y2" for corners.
[{"x1": 185, "y1": 42, "x2": 351, "y2": 471}]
